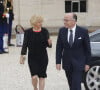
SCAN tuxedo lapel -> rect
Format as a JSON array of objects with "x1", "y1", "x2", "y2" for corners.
[
  {"x1": 63, "y1": 28, "x2": 70, "y2": 47},
  {"x1": 65, "y1": 28, "x2": 68, "y2": 43},
  {"x1": 72, "y1": 26, "x2": 79, "y2": 47}
]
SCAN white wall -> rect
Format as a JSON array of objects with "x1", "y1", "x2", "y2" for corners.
[{"x1": 13, "y1": 0, "x2": 100, "y2": 29}]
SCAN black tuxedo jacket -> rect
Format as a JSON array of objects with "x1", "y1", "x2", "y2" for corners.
[{"x1": 56, "y1": 25, "x2": 91, "y2": 70}]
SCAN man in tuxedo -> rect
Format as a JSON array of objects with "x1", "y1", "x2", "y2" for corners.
[
  {"x1": 56, "y1": 13, "x2": 91, "y2": 90},
  {"x1": 0, "y1": 0, "x2": 4, "y2": 54}
]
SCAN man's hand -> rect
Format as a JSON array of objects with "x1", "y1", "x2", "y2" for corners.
[
  {"x1": 20, "y1": 55, "x2": 26, "y2": 64},
  {"x1": 85, "y1": 65, "x2": 90, "y2": 72},
  {"x1": 56, "y1": 64, "x2": 61, "y2": 71}
]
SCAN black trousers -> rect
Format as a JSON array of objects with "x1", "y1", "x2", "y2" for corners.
[{"x1": 65, "y1": 67, "x2": 83, "y2": 90}]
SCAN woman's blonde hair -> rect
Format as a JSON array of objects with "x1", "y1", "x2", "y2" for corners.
[{"x1": 30, "y1": 15, "x2": 43, "y2": 26}]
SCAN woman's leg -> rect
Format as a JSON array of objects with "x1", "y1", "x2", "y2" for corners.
[
  {"x1": 32, "y1": 75, "x2": 38, "y2": 90},
  {"x1": 39, "y1": 78, "x2": 45, "y2": 90}
]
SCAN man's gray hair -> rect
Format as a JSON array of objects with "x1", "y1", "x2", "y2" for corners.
[{"x1": 73, "y1": 13, "x2": 77, "y2": 22}]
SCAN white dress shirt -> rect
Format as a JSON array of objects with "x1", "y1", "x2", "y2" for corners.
[{"x1": 67, "y1": 25, "x2": 76, "y2": 43}]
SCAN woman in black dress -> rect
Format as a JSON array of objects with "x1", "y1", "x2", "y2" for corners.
[{"x1": 20, "y1": 15, "x2": 52, "y2": 90}]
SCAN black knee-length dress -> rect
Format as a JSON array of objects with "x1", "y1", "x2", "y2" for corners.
[{"x1": 21, "y1": 27, "x2": 52, "y2": 78}]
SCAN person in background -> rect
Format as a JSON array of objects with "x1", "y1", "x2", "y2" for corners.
[
  {"x1": 0, "y1": 0, "x2": 4, "y2": 54},
  {"x1": 20, "y1": 15, "x2": 52, "y2": 90},
  {"x1": 56, "y1": 13, "x2": 91, "y2": 90},
  {"x1": 7, "y1": 0, "x2": 14, "y2": 46},
  {"x1": 2, "y1": 8, "x2": 9, "y2": 53}
]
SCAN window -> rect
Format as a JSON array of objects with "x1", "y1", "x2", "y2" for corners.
[
  {"x1": 80, "y1": 1, "x2": 86, "y2": 12},
  {"x1": 73, "y1": 2, "x2": 79, "y2": 12},
  {"x1": 65, "y1": 1, "x2": 71, "y2": 12},
  {"x1": 65, "y1": 0, "x2": 87, "y2": 13}
]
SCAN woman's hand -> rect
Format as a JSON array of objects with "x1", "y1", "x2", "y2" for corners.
[
  {"x1": 56, "y1": 64, "x2": 61, "y2": 71},
  {"x1": 20, "y1": 55, "x2": 26, "y2": 64},
  {"x1": 48, "y1": 39, "x2": 52, "y2": 46}
]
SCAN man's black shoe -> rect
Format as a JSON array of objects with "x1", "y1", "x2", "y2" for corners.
[
  {"x1": 0, "y1": 52, "x2": 3, "y2": 54},
  {"x1": 8, "y1": 44, "x2": 15, "y2": 46},
  {"x1": 3, "y1": 51, "x2": 9, "y2": 53}
]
